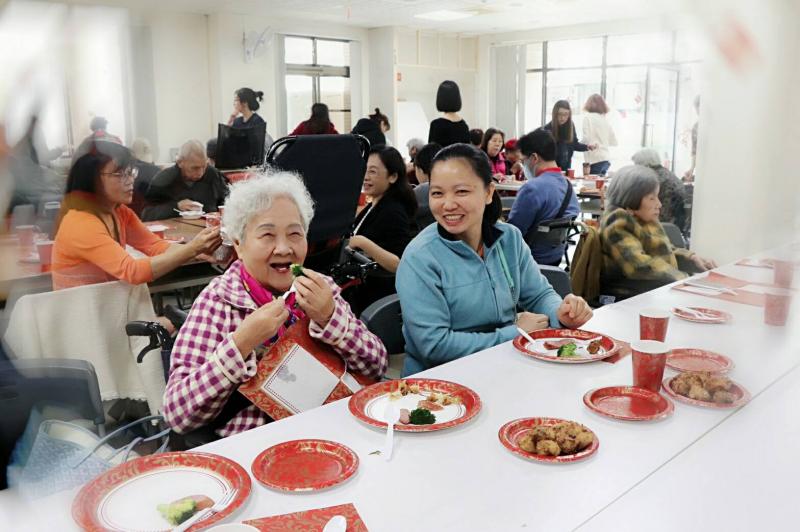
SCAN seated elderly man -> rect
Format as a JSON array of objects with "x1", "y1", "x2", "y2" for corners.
[
  {"x1": 631, "y1": 148, "x2": 687, "y2": 231},
  {"x1": 141, "y1": 139, "x2": 227, "y2": 221},
  {"x1": 162, "y1": 172, "x2": 388, "y2": 438},
  {"x1": 600, "y1": 164, "x2": 716, "y2": 300}
]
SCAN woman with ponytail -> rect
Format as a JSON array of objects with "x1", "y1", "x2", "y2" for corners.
[
  {"x1": 228, "y1": 87, "x2": 267, "y2": 129},
  {"x1": 396, "y1": 143, "x2": 592, "y2": 376}
]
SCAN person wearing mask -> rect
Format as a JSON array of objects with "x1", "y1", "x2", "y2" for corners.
[
  {"x1": 504, "y1": 138, "x2": 523, "y2": 179},
  {"x1": 468, "y1": 128, "x2": 484, "y2": 148},
  {"x1": 543, "y1": 100, "x2": 596, "y2": 172},
  {"x1": 52, "y1": 141, "x2": 221, "y2": 290},
  {"x1": 582, "y1": 94, "x2": 617, "y2": 176},
  {"x1": 351, "y1": 108, "x2": 389, "y2": 148},
  {"x1": 412, "y1": 142, "x2": 441, "y2": 229},
  {"x1": 142, "y1": 139, "x2": 227, "y2": 221},
  {"x1": 290, "y1": 103, "x2": 339, "y2": 135},
  {"x1": 508, "y1": 129, "x2": 580, "y2": 266},
  {"x1": 347, "y1": 146, "x2": 417, "y2": 314},
  {"x1": 428, "y1": 81, "x2": 470, "y2": 147},
  {"x1": 396, "y1": 143, "x2": 592, "y2": 376},
  {"x1": 129, "y1": 138, "x2": 160, "y2": 216},
  {"x1": 480, "y1": 128, "x2": 510, "y2": 180},
  {"x1": 631, "y1": 148, "x2": 687, "y2": 231}
]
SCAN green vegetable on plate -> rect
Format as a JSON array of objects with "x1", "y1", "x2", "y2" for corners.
[
  {"x1": 557, "y1": 343, "x2": 579, "y2": 358},
  {"x1": 157, "y1": 498, "x2": 198, "y2": 526},
  {"x1": 408, "y1": 408, "x2": 436, "y2": 425}
]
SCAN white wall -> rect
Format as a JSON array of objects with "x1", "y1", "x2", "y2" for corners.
[{"x1": 368, "y1": 27, "x2": 397, "y2": 144}]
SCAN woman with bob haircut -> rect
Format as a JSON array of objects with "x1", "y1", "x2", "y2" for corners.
[
  {"x1": 428, "y1": 80, "x2": 471, "y2": 147},
  {"x1": 582, "y1": 94, "x2": 617, "y2": 176},
  {"x1": 630, "y1": 148, "x2": 687, "y2": 230},
  {"x1": 601, "y1": 164, "x2": 716, "y2": 299},
  {"x1": 162, "y1": 172, "x2": 388, "y2": 438},
  {"x1": 396, "y1": 143, "x2": 593, "y2": 376},
  {"x1": 479, "y1": 127, "x2": 510, "y2": 178},
  {"x1": 52, "y1": 141, "x2": 221, "y2": 290}
]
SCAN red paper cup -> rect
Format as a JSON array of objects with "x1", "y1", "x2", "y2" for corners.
[
  {"x1": 205, "y1": 213, "x2": 221, "y2": 229},
  {"x1": 16, "y1": 225, "x2": 35, "y2": 248},
  {"x1": 764, "y1": 289, "x2": 791, "y2": 326},
  {"x1": 631, "y1": 340, "x2": 669, "y2": 393},
  {"x1": 567, "y1": 169, "x2": 575, "y2": 178},
  {"x1": 773, "y1": 260, "x2": 794, "y2": 288},
  {"x1": 36, "y1": 240, "x2": 54, "y2": 266},
  {"x1": 639, "y1": 308, "x2": 670, "y2": 341},
  {"x1": 595, "y1": 178, "x2": 606, "y2": 191},
  {"x1": 218, "y1": 206, "x2": 225, "y2": 218}
]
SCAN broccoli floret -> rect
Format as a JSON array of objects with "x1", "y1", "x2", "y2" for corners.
[
  {"x1": 408, "y1": 408, "x2": 436, "y2": 425},
  {"x1": 290, "y1": 263, "x2": 305, "y2": 277},
  {"x1": 557, "y1": 343, "x2": 579, "y2": 358},
  {"x1": 157, "y1": 498, "x2": 198, "y2": 526}
]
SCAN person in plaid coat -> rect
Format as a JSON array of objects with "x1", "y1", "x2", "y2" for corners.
[
  {"x1": 162, "y1": 173, "x2": 388, "y2": 438},
  {"x1": 600, "y1": 165, "x2": 716, "y2": 299}
]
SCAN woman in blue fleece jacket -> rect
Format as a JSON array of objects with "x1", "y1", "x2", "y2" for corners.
[{"x1": 396, "y1": 144, "x2": 593, "y2": 376}]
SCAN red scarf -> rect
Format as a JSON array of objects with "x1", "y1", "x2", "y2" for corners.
[{"x1": 239, "y1": 262, "x2": 305, "y2": 340}]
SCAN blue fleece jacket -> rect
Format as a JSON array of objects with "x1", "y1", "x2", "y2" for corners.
[{"x1": 396, "y1": 222, "x2": 564, "y2": 376}]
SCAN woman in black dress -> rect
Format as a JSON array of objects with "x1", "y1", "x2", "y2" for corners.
[{"x1": 428, "y1": 81, "x2": 470, "y2": 147}]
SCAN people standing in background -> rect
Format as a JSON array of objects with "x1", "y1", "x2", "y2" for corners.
[
  {"x1": 142, "y1": 139, "x2": 227, "y2": 221},
  {"x1": 352, "y1": 108, "x2": 389, "y2": 149},
  {"x1": 504, "y1": 138, "x2": 523, "y2": 179},
  {"x1": 291, "y1": 103, "x2": 339, "y2": 135},
  {"x1": 469, "y1": 128, "x2": 484, "y2": 148},
  {"x1": 631, "y1": 148, "x2": 687, "y2": 232},
  {"x1": 480, "y1": 128, "x2": 510, "y2": 180},
  {"x1": 582, "y1": 94, "x2": 617, "y2": 176},
  {"x1": 73, "y1": 116, "x2": 123, "y2": 163},
  {"x1": 412, "y1": 142, "x2": 441, "y2": 230},
  {"x1": 129, "y1": 138, "x2": 160, "y2": 217},
  {"x1": 683, "y1": 95, "x2": 700, "y2": 183},
  {"x1": 544, "y1": 100, "x2": 596, "y2": 172},
  {"x1": 428, "y1": 80, "x2": 470, "y2": 147}
]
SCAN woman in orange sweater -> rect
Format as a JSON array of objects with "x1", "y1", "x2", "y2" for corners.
[{"x1": 52, "y1": 141, "x2": 221, "y2": 290}]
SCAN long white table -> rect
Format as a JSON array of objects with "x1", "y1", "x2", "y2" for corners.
[{"x1": 2, "y1": 248, "x2": 798, "y2": 531}]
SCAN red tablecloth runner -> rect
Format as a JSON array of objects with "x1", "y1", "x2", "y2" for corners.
[
  {"x1": 602, "y1": 338, "x2": 631, "y2": 364},
  {"x1": 244, "y1": 503, "x2": 368, "y2": 531}
]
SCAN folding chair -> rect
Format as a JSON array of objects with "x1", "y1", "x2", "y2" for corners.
[
  {"x1": 661, "y1": 222, "x2": 687, "y2": 249},
  {"x1": 360, "y1": 294, "x2": 404, "y2": 379},
  {"x1": 538, "y1": 265, "x2": 572, "y2": 298}
]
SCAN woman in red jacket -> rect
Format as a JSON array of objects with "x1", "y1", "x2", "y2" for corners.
[{"x1": 290, "y1": 103, "x2": 339, "y2": 135}]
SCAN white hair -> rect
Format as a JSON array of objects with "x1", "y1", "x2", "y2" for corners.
[
  {"x1": 177, "y1": 139, "x2": 206, "y2": 161},
  {"x1": 631, "y1": 148, "x2": 661, "y2": 168},
  {"x1": 131, "y1": 138, "x2": 154, "y2": 163},
  {"x1": 406, "y1": 137, "x2": 425, "y2": 151},
  {"x1": 604, "y1": 165, "x2": 659, "y2": 215},
  {"x1": 223, "y1": 171, "x2": 315, "y2": 242}
]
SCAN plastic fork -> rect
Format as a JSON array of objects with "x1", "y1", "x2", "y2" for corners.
[{"x1": 173, "y1": 488, "x2": 238, "y2": 532}]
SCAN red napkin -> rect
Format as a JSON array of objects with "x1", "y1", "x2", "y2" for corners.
[
  {"x1": 670, "y1": 271, "x2": 790, "y2": 307},
  {"x1": 244, "y1": 503, "x2": 368, "y2": 531}
]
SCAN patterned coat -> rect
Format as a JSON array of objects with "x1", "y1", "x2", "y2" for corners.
[
  {"x1": 162, "y1": 260, "x2": 388, "y2": 437},
  {"x1": 601, "y1": 208, "x2": 695, "y2": 284}
]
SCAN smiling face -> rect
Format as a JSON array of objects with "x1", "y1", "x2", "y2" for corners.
[
  {"x1": 429, "y1": 158, "x2": 494, "y2": 245},
  {"x1": 487, "y1": 133, "x2": 504, "y2": 157},
  {"x1": 556, "y1": 107, "x2": 571, "y2": 126},
  {"x1": 233, "y1": 196, "x2": 308, "y2": 292},
  {"x1": 362, "y1": 153, "x2": 396, "y2": 201},
  {"x1": 631, "y1": 186, "x2": 662, "y2": 224},
  {"x1": 98, "y1": 160, "x2": 135, "y2": 206}
]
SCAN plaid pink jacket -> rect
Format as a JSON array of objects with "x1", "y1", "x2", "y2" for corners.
[{"x1": 162, "y1": 261, "x2": 388, "y2": 437}]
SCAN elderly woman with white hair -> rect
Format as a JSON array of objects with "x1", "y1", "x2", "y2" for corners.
[
  {"x1": 142, "y1": 139, "x2": 228, "y2": 221},
  {"x1": 600, "y1": 164, "x2": 716, "y2": 299},
  {"x1": 631, "y1": 148, "x2": 687, "y2": 230},
  {"x1": 162, "y1": 172, "x2": 388, "y2": 438}
]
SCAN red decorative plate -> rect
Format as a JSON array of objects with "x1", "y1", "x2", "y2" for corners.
[
  {"x1": 347, "y1": 378, "x2": 481, "y2": 433},
  {"x1": 671, "y1": 306, "x2": 732, "y2": 324},
  {"x1": 72, "y1": 452, "x2": 251, "y2": 532},
  {"x1": 498, "y1": 417, "x2": 599, "y2": 464},
  {"x1": 583, "y1": 386, "x2": 674, "y2": 421},
  {"x1": 251, "y1": 439, "x2": 358, "y2": 492},
  {"x1": 666, "y1": 348, "x2": 734, "y2": 374},
  {"x1": 512, "y1": 328, "x2": 619, "y2": 363},
  {"x1": 662, "y1": 376, "x2": 751, "y2": 409}
]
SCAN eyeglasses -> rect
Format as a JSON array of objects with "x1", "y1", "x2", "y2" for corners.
[{"x1": 102, "y1": 167, "x2": 139, "y2": 183}]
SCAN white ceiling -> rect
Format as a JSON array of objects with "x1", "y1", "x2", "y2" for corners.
[{"x1": 59, "y1": 0, "x2": 678, "y2": 34}]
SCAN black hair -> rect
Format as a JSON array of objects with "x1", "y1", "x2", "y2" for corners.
[
  {"x1": 369, "y1": 145, "x2": 417, "y2": 217},
  {"x1": 436, "y1": 80, "x2": 462, "y2": 113},
  {"x1": 307, "y1": 103, "x2": 332, "y2": 134},
  {"x1": 89, "y1": 116, "x2": 108, "y2": 132},
  {"x1": 551, "y1": 100, "x2": 575, "y2": 143},
  {"x1": 235, "y1": 87, "x2": 264, "y2": 111},
  {"x1": 369, "y1": 107, "x2": 390, "y2": 131},
  {"x1": 413, "y1": 142, "x2": 441, "y2": 176},
  {"x1": 480, "y1": 128, "x2": 505, "y2": 155},
  {"x1": 206, "y1": 137, "x2": 218, "y2": 160},
  {"x1": 66, "y1": 141, "x2": 133, "y2": 195},
  {"x1": 430, "y1": 143, "x2": 502, "y2": 230},
  {"x1": 517, "y1": 128, "x2": 557, "y2": 161},
  {"x1": 468, "y1": 128, "x2": 484, "y2": 146}
]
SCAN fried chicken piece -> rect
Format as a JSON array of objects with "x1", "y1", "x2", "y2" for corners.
[
  {"x1": 712, "y1": 390, "x2": 736, "y2": 404},
  {"x1": 556, "y1": 434, "x2": 578, "y2": 454},
  {"x1": 587, "y1": 340, "x2": 603, "y2": 354},
  {"x1": 671, "y1": 379, "x2": 691, "y2": 396},
  {"x1": 575, "y1": 431, "x2": 594, "y2": 451},
  {"x1": 531, "y1": 426, "x2": 556, "y2": 443},
  {"x1": 688, "y1": 384, "x2": 711, "y2": 401},
  {"x1": 706, "y1": 376, "x2": 732, "y2": 394},
  {"x1": 536, "y1": 439, "x2": 561, "y2": 456},
  {"x1": 518, "y1": 433, "x2": 536, "y2": 453}
]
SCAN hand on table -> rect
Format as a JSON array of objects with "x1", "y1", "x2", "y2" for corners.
[
  {"x1": 516, "y1": 312, "x2": 550, "y2": 332},
  {"x1": 177, "y1": 199, "x2": 203, "y2": 211},
  {"x1": 557, "y1": 294, "x2": 593, "y2": 329},
  {"x1": 691, "y1": 254, "x2": 717, "y2": 271},
  {"x1": 294, "y1": 268, "x2": 335, "y2": 326}
]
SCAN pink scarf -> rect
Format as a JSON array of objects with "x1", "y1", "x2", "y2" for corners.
[{"x1": 239, "y1": 262, "x2": 305, "y2": 340}]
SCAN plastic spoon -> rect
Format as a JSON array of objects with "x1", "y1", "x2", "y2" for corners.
[{"x1": 382, "y1": 403, "x2": 401, "y2": 461}]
